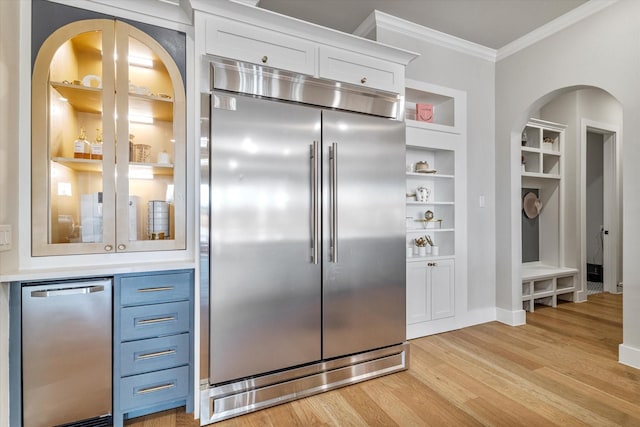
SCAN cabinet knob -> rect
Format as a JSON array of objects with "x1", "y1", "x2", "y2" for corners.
[
  {"x1": 261, "y1": 55, "x2": 268, "y2": 64},
  {"x1": 118, "y1": 244, "x2": 126, "y2": 250},
  {"x1": 428, "y1": 262, "x2": 437, "y2": 267},
  {"x1": 360, "y1": 77, "x2": 367, "y2": 84},
  {"x1": 104, "y1": 245, "x2": 113, "y2": 252}
]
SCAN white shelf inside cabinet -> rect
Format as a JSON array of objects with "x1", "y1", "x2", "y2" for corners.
[
  {"x1": 404, "y1": 80, "x2": 466, "y2": 340},
  {"x1": 404, "y1": 79, "x2": 464, "y2": 134},
  {"x1": 406, "y1": 201, "x2": 454, "y2": 206},
  {"x1": 406, "y1": 172, "x2": 454, "y2": 179}
]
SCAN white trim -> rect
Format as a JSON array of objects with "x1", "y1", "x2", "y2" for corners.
[
  {"x1": 496, "y1": 307, "x2": 526, "y2": 326},
  {"x1": 497, "y1": 0, "x2": 618, "y2": 61},
  {"x1": 355, "y1": 11, "x2": 496, "y2": 62},
  {"x1": 406, "y1": 308, "x2": 496, "y2": 339},
  {"x1": 619, "y1": 343, "x2": 640, "y2": 369},
  {"x1": 355, "y1": 2, "x2": 618, "y2": 63},
  {"x1": 580, "y1": 119, "x2": 621, "y2": 298}
]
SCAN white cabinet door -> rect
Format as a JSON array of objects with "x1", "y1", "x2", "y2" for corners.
[
  {"x1": 205, "y1": 17, "x2": 316, "y2": 76},
  {"x1": 406, "y1": 259, "x2": 455, "y2": 324},
  {"x1": 319, "y1": 46, "x2": 403, "y2": 93},
  {"x1": 430, "y1": 259, "x2": 455, "y2": 320},
  {"x1": 407, "y1": 261, "x2": 431, "y2": 324}
]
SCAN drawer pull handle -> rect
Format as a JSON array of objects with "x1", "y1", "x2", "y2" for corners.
[
  {"x1": 137, "y1": 349, "x2": 176, "y2": 360},
  {"x1": 137, "y1": 316, "x2": 175, "y2": 325},
  {"x1": 136, "y1": 286, "x2": 174, "y2": 293},
  {"x1": 361, "y1": 77, "x2": 367, "y2": 84},
  {"x1": 261, "y1": 55, "x2": 268, "y2": 63},
  {"x1": 136, "y1": 382, "x2": 175, "y2": 395}
]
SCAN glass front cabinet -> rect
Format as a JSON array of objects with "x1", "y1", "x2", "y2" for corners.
[{"x1": 32, "y1": 19, "x2": 186, "y2": 256}]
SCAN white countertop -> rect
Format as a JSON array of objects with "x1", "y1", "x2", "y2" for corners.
[{"x1": 0, "y1": 260, "x2": 197, "y2": 283}]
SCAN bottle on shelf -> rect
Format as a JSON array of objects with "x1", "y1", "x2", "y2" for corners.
[
  {"x1": 129, "y1": 134, "x2": 135, "y2": 163},
  {"x1": 73, "y1": 127, "x2": 90, "y2": 159},
  {"x1": 91, "y1": 128, "x2": 103, "y2": 160}
]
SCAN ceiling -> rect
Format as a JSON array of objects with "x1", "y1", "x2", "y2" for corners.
[{"x1": 256, "y1": 0, "x2": 588, "y2": 50}]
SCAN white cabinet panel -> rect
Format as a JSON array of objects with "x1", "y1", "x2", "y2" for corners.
[
  {"x1": 431, "y1": 259, "x2": 454, "y2": 320},
  {"x1": 407, "y1": 262, "x2": 431, "y2": 324},
  {"x1": 406, "y1": 259, "x2": 454, "y2": 325},
  {"x1": 319, "y1": 46, "x2": 403, "y2": 93},
  {"x1": 205, "y1": 17, "x2": 316, "y2": 76}
]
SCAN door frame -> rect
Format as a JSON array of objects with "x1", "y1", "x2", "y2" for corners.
[{"x1": 580, "y1": 119, "x2": 621, "y2": 296}]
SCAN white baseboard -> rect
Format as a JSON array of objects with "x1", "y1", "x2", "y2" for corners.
[
  {"x1": 619, "y1": 343, "x2": 640, "y2": 369},
  {"x1": 496, "y1": 307, "x2": 526, "y2": 326},
  {"x1": 407, "y1": 308, "x2": 497, "y2": 339}
]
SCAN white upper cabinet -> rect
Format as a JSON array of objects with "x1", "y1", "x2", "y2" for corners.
[
  {"x1": 196, "y1": 1, "x2": 417, "y2": 96},
  {"x1": 318, "y1": 46, "x2": 404, "y2": 93},
  {"x1": 204, "y1": 16, "x2": 316, "y2": 76}
]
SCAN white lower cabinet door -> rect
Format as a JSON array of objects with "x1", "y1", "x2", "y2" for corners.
[
  {"x1": 430, "y1": 259, "x2": 455, "y2": 320},
  {"x1": 407, "y1": 261, "x2": 431, "y2": 324},
  {"x1": 406, "y1": 258, "x2": 455, "y2": 324}
]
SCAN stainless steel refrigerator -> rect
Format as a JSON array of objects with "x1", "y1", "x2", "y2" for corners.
[{"x1": 201, "y1": 59, "x2": 407, "y2": 422}]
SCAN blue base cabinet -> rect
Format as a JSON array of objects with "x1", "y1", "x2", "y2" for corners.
[{"x1": 113, "y1": 269, "x2": 194, "y2": 426}]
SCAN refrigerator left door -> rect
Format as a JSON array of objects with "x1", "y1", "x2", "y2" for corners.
[
  {"x1": 209, "y1": 93, "x2": 322, "y2": 384},
  {"x1": 21, "y1": 279, "x2": 113, "y2": 427}
]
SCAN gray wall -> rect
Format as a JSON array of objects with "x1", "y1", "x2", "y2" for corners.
[
  {"x1": 376, "y1": 26, "x2": 497, "y2": 312},
  {"x1": 495, "y1": 0, "x2": 638, "y2": 351}
]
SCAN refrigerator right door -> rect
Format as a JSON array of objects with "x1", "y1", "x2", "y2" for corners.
[{"x1": 322, "y1": 110, "x2": 406, "y2": 359}]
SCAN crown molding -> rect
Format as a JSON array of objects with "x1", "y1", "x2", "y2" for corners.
[
  {"x1": 354, "y1": 10, "x2": 497, "y2": 62},
  {"x1": 356, "y1": 1, "x2": 618, "y2": 63},
  {"x1": 496, "y1": 0, "x2": 619, "y2": 61}
]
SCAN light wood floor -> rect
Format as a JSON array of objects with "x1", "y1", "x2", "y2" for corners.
[{"x1": 127, "y1": 292, "x2": 639, "y2": 426}]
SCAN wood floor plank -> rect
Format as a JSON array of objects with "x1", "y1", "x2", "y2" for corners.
[{"x1": 128, "y1": 293, "x2": 640, "y2": 427}]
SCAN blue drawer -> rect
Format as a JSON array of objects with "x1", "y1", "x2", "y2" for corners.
[
  {"x1": 120, "y1": 333, "x2": 190, "y2": 377},
  {"x1": 119, "y1": 366, "x2": 189, "y2": 412},
  {"x1": 120, "y1": 301, "x2": 189, "y2": 341},
  {"x1": 120, "y1": 272, "x2": 191, "y2": 306}
]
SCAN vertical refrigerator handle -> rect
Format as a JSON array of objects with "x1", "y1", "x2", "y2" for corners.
[
  {"x1": 310, "y1": 141, "x2": 319, "y2": 264},
  {"x1": 330, "y1": 142, "x2": 338, "y2": 263}
]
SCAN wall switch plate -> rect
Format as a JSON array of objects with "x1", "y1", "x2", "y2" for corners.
[
  {"x1": 0, "y1": 224, "x2": 12, "y2": 252},
  {"x1": 479, "y1": 195, "x2": 486, "y2": 208}
]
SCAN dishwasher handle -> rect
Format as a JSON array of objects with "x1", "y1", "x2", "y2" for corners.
[{"x1": 30, "y1": 285, "x2": 105, "y2": 298}]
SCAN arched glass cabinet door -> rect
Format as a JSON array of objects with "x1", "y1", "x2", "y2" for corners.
[{"x1": 32, "y1": 19, "x2": 185, "y2": 256}]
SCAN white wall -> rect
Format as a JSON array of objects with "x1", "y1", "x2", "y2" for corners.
[
  {"x1": 375, "y1": 27, "x2": 497, "y2": 312},
  {"x1": 0, "y1": 0, "x2": 20, "y2": 422},
  {"x1": 495, "y1": 0, "x2": 640, "y2": 363},
  {"x1": 0, "y1": 0, "x2": 21, "y2": 275}
]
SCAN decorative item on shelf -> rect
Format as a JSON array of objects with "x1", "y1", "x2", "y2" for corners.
[
  {"x1": 521, "y1": 155, "x2": 526, "y2": 173},
  {"x1": 522, "y1": 191, "x2": 542, "y2": 219},
  {"x1": 81, "y1": 74, "x2": 101, "y2": 88},
  {"x1": 542, "y1": 137, "x2": 554, "y2": 151},
  {"x1": 416, "y1": 103, "x2": 433, "y2": 122},
  {"x1": 73, "y1": 127, "x2": 90, "y2": 159},
  {"x1": 521, "y1": 129, "x2": 528, "y2": 146},
  {"x1": 134, "y1": 144, "x2": 151, "y2": 163},
  {"x1": 416, "y1": 210, "x2": 442, "y2": 229},
  {"x1": 425, "y1": 235, "x2": 439, "y2": 256},
  {"x1": 148, "y1": 200, "x2": 169, "y2": 240},
  {"x1": 129, "y1": 134, "x2": 135, "y2": 162},
  {"x1": 406, "y1": 191, "x2": 416, "y2": 201},
  {"x1": 414, "y1": 236, "x2": 429, "y2": 256},
  {"x1": 90, "y1": 128, "x2": 103, "y2": 160},
  {"x1": 415, "y1": 186, "x2": 431, "y2": 203},
  {"x1": 157, "y1": 150, "x2": 171, "y2": 165},
  {"x1": 415, "y1": 161, "x2": 436, "y2": 174}
]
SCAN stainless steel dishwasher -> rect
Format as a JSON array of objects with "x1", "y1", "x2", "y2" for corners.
[{"x1": 21, "y1": 278, "x2": 112, "y2": 427}]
